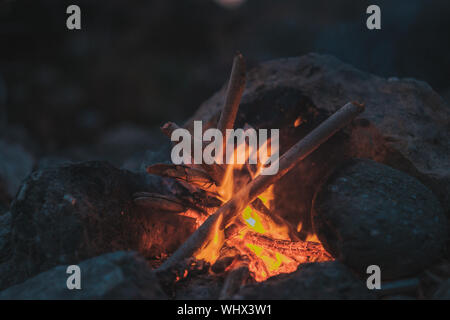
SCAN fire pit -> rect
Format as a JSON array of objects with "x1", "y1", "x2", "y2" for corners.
[
  {"x1": 0, "y1": 53, "x2": 448, "y2": 300},
  {"x1": 133, "y1": 55, "x2": 365, "y2": 289}
]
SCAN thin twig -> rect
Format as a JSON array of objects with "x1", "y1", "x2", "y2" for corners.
[
  {"x1": 217, "y1": 53, "x2": 246, "y2": 134},
  {"x1": 133, "y1": 192, "x2": 186, "y2": 213}
]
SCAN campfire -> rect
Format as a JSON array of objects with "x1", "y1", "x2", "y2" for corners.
[
  {"x1": 134, "y1": 54, "x2": 365, "y2": 293},
  {"x1": 0, "y1": 52, "x2": 447, "y2": 300}
]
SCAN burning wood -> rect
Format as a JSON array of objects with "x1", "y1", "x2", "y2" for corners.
[
  {"x1": 160, "y1": 121, "x2": 226, "y2": 186},
  {"x1": 140, "y1": 53, "x2": 365, "y2": 284},
  {"x1": 217, "y1": 53, "x2": 246, "y2": 135},
  {"x1": 249, "y1": 197, "x2": 300, "y2": 241},
  {"x1": 243, "y1": 232, "x2": 332, "y2": 263},
  {"x1": 158, "y1": 101, "x2": 365, "y2": 273},
  {"x1": 211, "y1": 245, "x2": 242, "y2": 274},
  {"x1": 205, "y1": 53, "x2": 246, "y2": 185}
]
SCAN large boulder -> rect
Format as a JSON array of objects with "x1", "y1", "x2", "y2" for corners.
[
  {"x1": 0, "y1": 161, "x2": 196, "y2": 290},
  {"x1": 186, "y1": 53, "x2": 450, "y2": 235},
  {"x1": 312, "y1": 159, "x2": 447, "y2": 279},
  {"x1": 234, "y1": 261, "x2": 375, "y2": 300},
  {"x1": 0, "y1": 251, "x2": 167, "y2": 300}
]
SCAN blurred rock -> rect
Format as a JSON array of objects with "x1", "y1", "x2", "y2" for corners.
[
  {"x1": 312, "y1": 159, "x2": 447, "y2": 279},
  {"x1": 3, "y1": 1, "x2": 450, "y2": 151},
  {"x1": 175, "y1": 274, "x2": 222, "y2": 300},
  {"x1": 0, "y1": 211, "x2": 11, "y2": 263},
  {"x1": 0, "y1": 202, "x2": 7, "y2": 216},
  {"x1": 0, "y1": 161, "x2": 196, "y2": 290},
  {"x1": 432, "y1": 279, "x2": 450, "y2": 300},
  {"x1": 95, "y1": 124, "x2": 166, "y2": 168},
  {"x1": 0, "y1": 74, "x2": 6, "y2": 129},
  {"x1": 187, "y1": 53, "x2": 450, "y2": 235},
  {"x1": 382, "y1": 295, "x2": 416, "y2": 300},
  {"x1": 52, "y1": 124, "x2": 168, "y2": 170},
  {"x1": 35, "y1": 156, "x2": 73, "y2": 171},
  {"x1": 0, "y1": 140, "x2": 34, "y2": 203},
  {"x1": 0, "y1": 125, "x2": 38, "y2": 156},
  {"x1": 234, "y1": 261, "x2": 375, "y2": 300},
  {"x1": 0, "y1": 251, "x2": 167, "y2": 300}
]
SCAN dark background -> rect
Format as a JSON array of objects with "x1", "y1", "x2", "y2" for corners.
[{"x1": 0, "y1": 0, "x2": 449, "y2": 157}]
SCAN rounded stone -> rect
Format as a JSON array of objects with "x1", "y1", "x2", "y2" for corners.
[
  {"x1": 1, "y1": 161, "x2": 196, "y2": 290},
  {"x1": 312, "y1": 159, "x2": 448, "y2": 279}
]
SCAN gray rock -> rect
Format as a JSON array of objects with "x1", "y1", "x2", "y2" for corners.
[
  {"x1": 175, "y1": 274, "x2": 222, "y2": 300},
  {"x1": 0, "y1": 211, "x2": 11, "y2": 263},
  {"x1": 0, "y1": 202, "x2": 7, "y2": 217},
  {"x1": 382, "y1": 295, "x2": 417, "y2": 300},
  {"x1": 432, "y1": 279, "x2": 450, "y2": 300},
  {"x1": 35, "y1": 157, "x2": 73, "y2": 171},
  {"x1": 59, "y1": 124, "x2": 168, "y2": 170},
  {"x1": 234, "y1": 261, "x2": 375, "y2": 300},
  {"x1": 0, "y1": 251, "x2": 167, "y2": 300},
  {"x1": 186, "y1": 53, "x2": 450, "y2": 235},
  {"x1": 312, "y1": 159, "x2": 447, "y2": 279},
  {"x1": 0, "y1": 140, "x2": 34, "y2": 202},
  {"x1": 1, "y1": 161, "x2": 196, "y2": 290},
  {"x1": 0, "y1": 74, "x2": 5, "y2": 128}
]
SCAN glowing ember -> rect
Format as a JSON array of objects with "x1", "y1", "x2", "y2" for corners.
[{"x1": 294, "y1": 116, "x2": 303, "y2": 127}]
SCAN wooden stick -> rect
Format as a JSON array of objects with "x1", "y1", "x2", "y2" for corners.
[
  {"x1": 146, "y1": 164, "x2": 217, "y2": 191},
  {"x1": 158, "y1": 102, "x2": 364, "y2": 271},
  {"x1": 213, "y1": 53, "x2": 246, "y2": 185},
  {"x1": 211, "y1": 246, "x2": 242, "y2": 274},
  {"x1": 160, "y1": 122, "x2": 225, "y2": 186},
  {"x1": 160, "y1": 54, "x2": 246, "y2": 186},
  {"x1": 224, "y1": 220, "x2": 247, "y2": 239},
  {"x1": 243, "y1": 232, "x2": 332, "y2": 262},
  {"x1": 217, "y1": 53, "x2": 246, "y2": 134},
  {"x1": 249, "y1": 197, "x2": 300, "y2": 241},
  {"x1": 133, "y1": 192, "x2": 186, "y2": 213}
]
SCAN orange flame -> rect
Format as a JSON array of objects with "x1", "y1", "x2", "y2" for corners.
[
  {"x1": 192, "y1": 125, "x2": 328, "y2": 282},
  {"x1": 194, "y1": 213, "x2": 224, "y2": 264},
  {"x1": 294, "y1": 116, "x2": 303, "y2": 127}
]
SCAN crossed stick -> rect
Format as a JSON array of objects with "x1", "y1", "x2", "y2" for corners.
[{"x1": 153, "y1": 53, "x2": 365, "y2": 272}]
